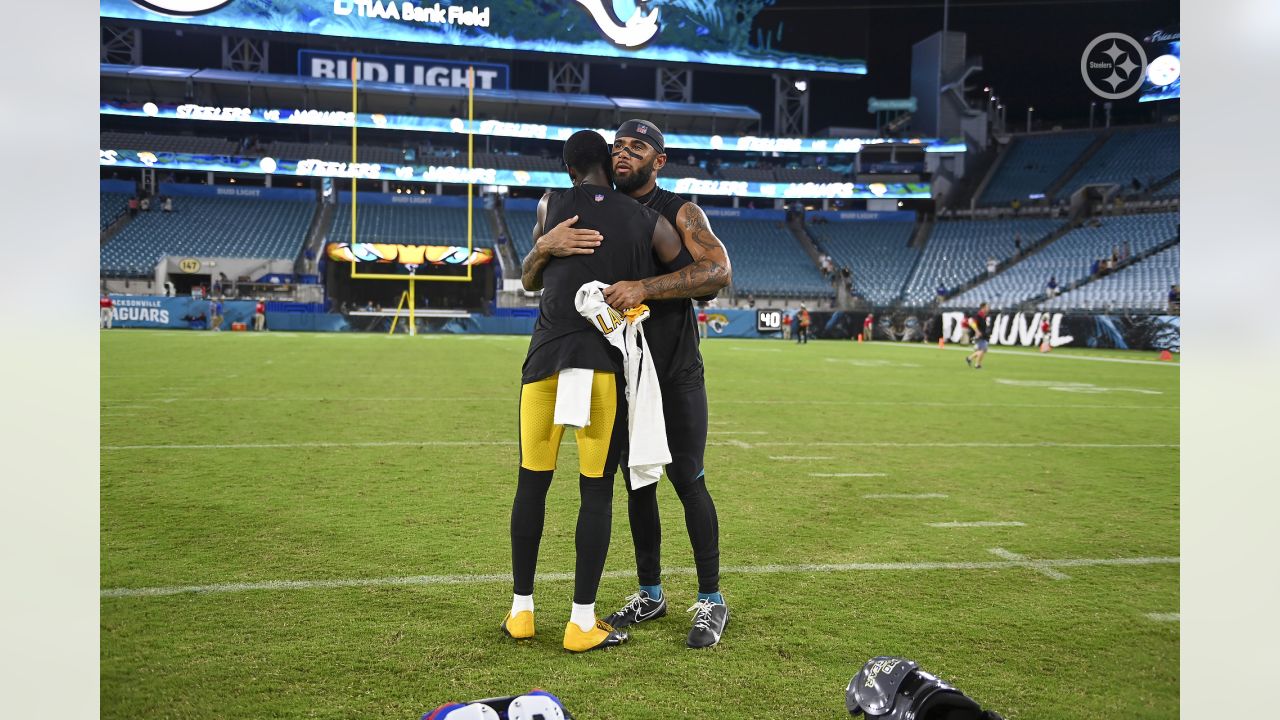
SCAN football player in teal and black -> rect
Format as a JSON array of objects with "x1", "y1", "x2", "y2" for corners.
[{"x1": 532, "y1": 119, "x2": 734, "y2": 648}]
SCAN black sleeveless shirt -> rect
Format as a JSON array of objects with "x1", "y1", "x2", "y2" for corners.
[
  {"x1": 636, "y1": 186, "x2": 705, "y2": 390},
  {"x1": 521, "y1": 183, "x2": 660, "y2": 384}
]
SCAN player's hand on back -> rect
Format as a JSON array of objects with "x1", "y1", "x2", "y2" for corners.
[
  {"x1": 537, "y1": 215, "x2": 602, "y2": 257},
  {"x1": 603, "y1": 280, "x2": 646, "y2": 311}
]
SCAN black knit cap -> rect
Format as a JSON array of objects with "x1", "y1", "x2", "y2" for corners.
[{"x1": 615, "y1": 118, "x2": 665, "y2": 155}]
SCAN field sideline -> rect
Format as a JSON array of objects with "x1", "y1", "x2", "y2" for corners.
[{"x1": 101, "y1": 331, "x2": 1179, "y2": 719}]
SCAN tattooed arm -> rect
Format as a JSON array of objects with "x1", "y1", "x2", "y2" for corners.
[
  {"x1": 520, "y1": 195, "x2": 553, "y2": 291},
  {"x1": 601, "y1": 202, "x2": 733, "y2": 310}
]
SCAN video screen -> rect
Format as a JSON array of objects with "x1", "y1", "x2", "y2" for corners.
[{"x1": 1139, "y1": 27, "x2": 1180, "y2": 103}]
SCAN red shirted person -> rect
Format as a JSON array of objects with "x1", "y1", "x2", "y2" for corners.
[{"x1": 99, "y1": 295, "x2": 114, "y2": 330}]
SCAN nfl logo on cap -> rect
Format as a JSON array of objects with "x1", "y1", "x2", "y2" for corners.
[
  {"x1": 594, "y1": 194, "x2": 604, "y2": 202},
  {"x1": 637, "y1": 125, "x2": 648, "y2": 134}
]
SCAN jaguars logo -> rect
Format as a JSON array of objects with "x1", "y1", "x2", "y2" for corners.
[
  {"x1": 132, "y1": 0, "x2": 234, "y2": 17},
  {"x1": 706, "y1": 313, "x2": 729, "y2": 334},
  {"x1": 574, "y1": 0, "x2": 660, "y2": 49}
]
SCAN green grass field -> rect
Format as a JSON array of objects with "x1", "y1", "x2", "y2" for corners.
[{"x1": 101, "y1": 331, "x2": 1179, "y2": 719}]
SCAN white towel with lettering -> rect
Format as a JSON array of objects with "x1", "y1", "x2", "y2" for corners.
[
  {"x1": 574, "y1": 281, "x2": 670, "y2": 490},
  {"x1": 552, "y1": 367, "x2": 595, "y2": 429}
]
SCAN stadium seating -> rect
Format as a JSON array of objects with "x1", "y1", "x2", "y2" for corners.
[
  {"x1": 503, "y1": 207, "x2": 537, "y2": 261},
  {"x1": 101, "y1": 192, "x2": 130, "y2": 230},
  {"x1": 101, "y1": 131, "x2": 238, "y2": 156},
  {"x1": 663, "y1": 162, "x2": 711, "y2": 180},
  {"x1": 1040, "y1": 243, "x2": 1179, "y2": 312},
  {"x1": 472, "y1": 152, "x2": 562, "y2": 173},
  {"x1": 901, "y1": 218, "x2": 1064, "y2": 305},
  {"x1": 1151, "y1": 177, "x2": 1179, "y2": 198},
  {"x1": 979, "y1": 132, "x2": 1096, "y2": 206},
  {"x1": 719, "y1": 166, "x2": 781, "y2": 183},
  {"x1": 775, "y1": 167, "x2": 845, "y2": 183},
  {"x1": 100, "y1": 195, "x2": 314, "y2": 276},
  {"x1": 806, "y1": 220, "x2": 917, "y2": 305},
  {"x1": 269, "y1": 141, "x2": 407, "y2": 165},
  {"x1": 719, "y1": 218, "x2": 832, "y2": 298},
  {"x1": 945, "y1": 212, "x2": 1179, "y2": 309},
  {"x1": 330, "y1": 200, "x2": 495, "y2": 248},
  {"x1": 1059, "y1": 125, "x2": 1180, "y2": 196}
]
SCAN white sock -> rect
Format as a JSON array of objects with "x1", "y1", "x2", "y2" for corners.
[
  {"x1": 511, "y1": 594, "x2": 534, "y2": 615},
  {"x1": 570, "y1": 602, "x2": 596, "y2": 633}
]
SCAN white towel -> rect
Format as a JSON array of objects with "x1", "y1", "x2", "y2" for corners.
[
  {"x1": 574, "y1": 281, "x2": 671, "y2": 490},
  {"x1": 552, "y1": 367, "x2": 595, "y2": 429}
]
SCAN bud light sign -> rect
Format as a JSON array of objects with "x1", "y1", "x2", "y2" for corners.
[{"x1": 299, "y1": 50, "x2": 509, "y2": 90}]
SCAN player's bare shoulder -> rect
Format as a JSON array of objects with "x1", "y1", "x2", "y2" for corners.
[{"x1": 674, "y1": 201, "x2": 723, "y2": 252}]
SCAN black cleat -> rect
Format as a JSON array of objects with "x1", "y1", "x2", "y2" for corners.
[
  {"x1": 965, "y1": 357, "x2": 972, "y2": 367},
  {"x1": 603, "y1": 591, "x2": 667, "y2": 629},
  {"x1": 686, "y1": 599, "x2": 729, "y2": 648}
]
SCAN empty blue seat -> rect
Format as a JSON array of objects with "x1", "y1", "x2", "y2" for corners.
[
  {"x1": 902, "y1": 218, "x2": 1063, "y2": 305},
  {"x1": 807, "y1": 221, "x2": 917, "y2": 305},
  {"x1": 100, "y1": 194, "x2": 315, "y2": 277},
  {"x1": 946, "y1": 212, "x2": 1179, "y2": 309},
  {"x1": 980, "y1": 132, "x2": 1096, "y2": 206}
]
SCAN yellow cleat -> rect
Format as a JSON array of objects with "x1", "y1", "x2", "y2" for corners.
[
  {"x1": 501, "y1": 610, "x2": 535, "y2": 639},
  {"x1": 563, "y1": 619, "x2": 629, "y2": 653}
]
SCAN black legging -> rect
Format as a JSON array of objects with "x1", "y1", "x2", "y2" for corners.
[
  {"x1": 623, "y1": 383, "x2": 720, "y2": 594},
  {"x1": 511, "y1": 377, "x2": 627, "y2": 604}
]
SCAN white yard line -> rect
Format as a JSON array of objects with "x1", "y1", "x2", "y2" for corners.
[
  {"x1": 881, "y1": 342, "x2": 1180, "y2": 367},
  {"x1": 102, "y1": 440, "x2": 516, "y2": 451},
  {"x1": 714, "y1": 399, "x2": 1175, "y2": 410},
  {"x1": 988, "y1": 547, "x2": 1070, "y2": 579},
  {"x1": 102, "y1": 439, "x2": 1177, "y2": 451},
  {"x1": 744, "y1": 441, "x2": 1177, "y2": 449},
  {"x1": 862, "y1": 493, "x2": 948, "y2": 499},
  {"x1": 928, "y1": 521, "x2": 1026, "y2": 528},
  {"x1": 1144, "y1": 612, "x2": 1180, "y2": 622},
  {"x1": 768, "y1": 456, "x2": 835, "y2": 460},
  {"x1": 100, "y1": 397, "x2": 1174, "y2": 411},
  {"x1": 101, "y1": 554, "x2": 1180, "y2": 599},
  {"x1": 810, "y1": 472, "x2": 887, "y2": 478}
]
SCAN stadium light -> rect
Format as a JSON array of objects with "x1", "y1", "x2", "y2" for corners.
[{"x1": 793, "y1": 79, "x2": 808, "y2": 93}]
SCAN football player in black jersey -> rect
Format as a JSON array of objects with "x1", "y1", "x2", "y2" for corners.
[
  {"x1": 508, "y1": 130, "x2": 686, "y2": 653},
  {"x1": 530, "y1": 119, "x2": 734, "y2": 648}
]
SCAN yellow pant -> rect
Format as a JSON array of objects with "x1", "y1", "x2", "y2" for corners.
[{"x1": 519, "y1": 371, "x2": 620, "y2": 478}]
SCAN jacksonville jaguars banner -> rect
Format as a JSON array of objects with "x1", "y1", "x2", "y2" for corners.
[
  {"x1": 107, "y1": 296, "x2": 258, "y2": 329},
  {"x1": 100, "y1": 0, "x2": 866, "y2": 75}
]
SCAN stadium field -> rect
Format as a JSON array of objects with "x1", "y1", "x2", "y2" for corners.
[{"x1": 101, "y1": 331, "x2": 1178, "y2": 719}]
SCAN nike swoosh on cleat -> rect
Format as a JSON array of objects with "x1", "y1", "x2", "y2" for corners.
[{"x1": 635, "y1": 603, "x2": 665, "y2": 620}]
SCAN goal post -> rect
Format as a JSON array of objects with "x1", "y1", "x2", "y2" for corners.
[{"x1": 344, "y1": 57, "x2": 479, "y2": 335}]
